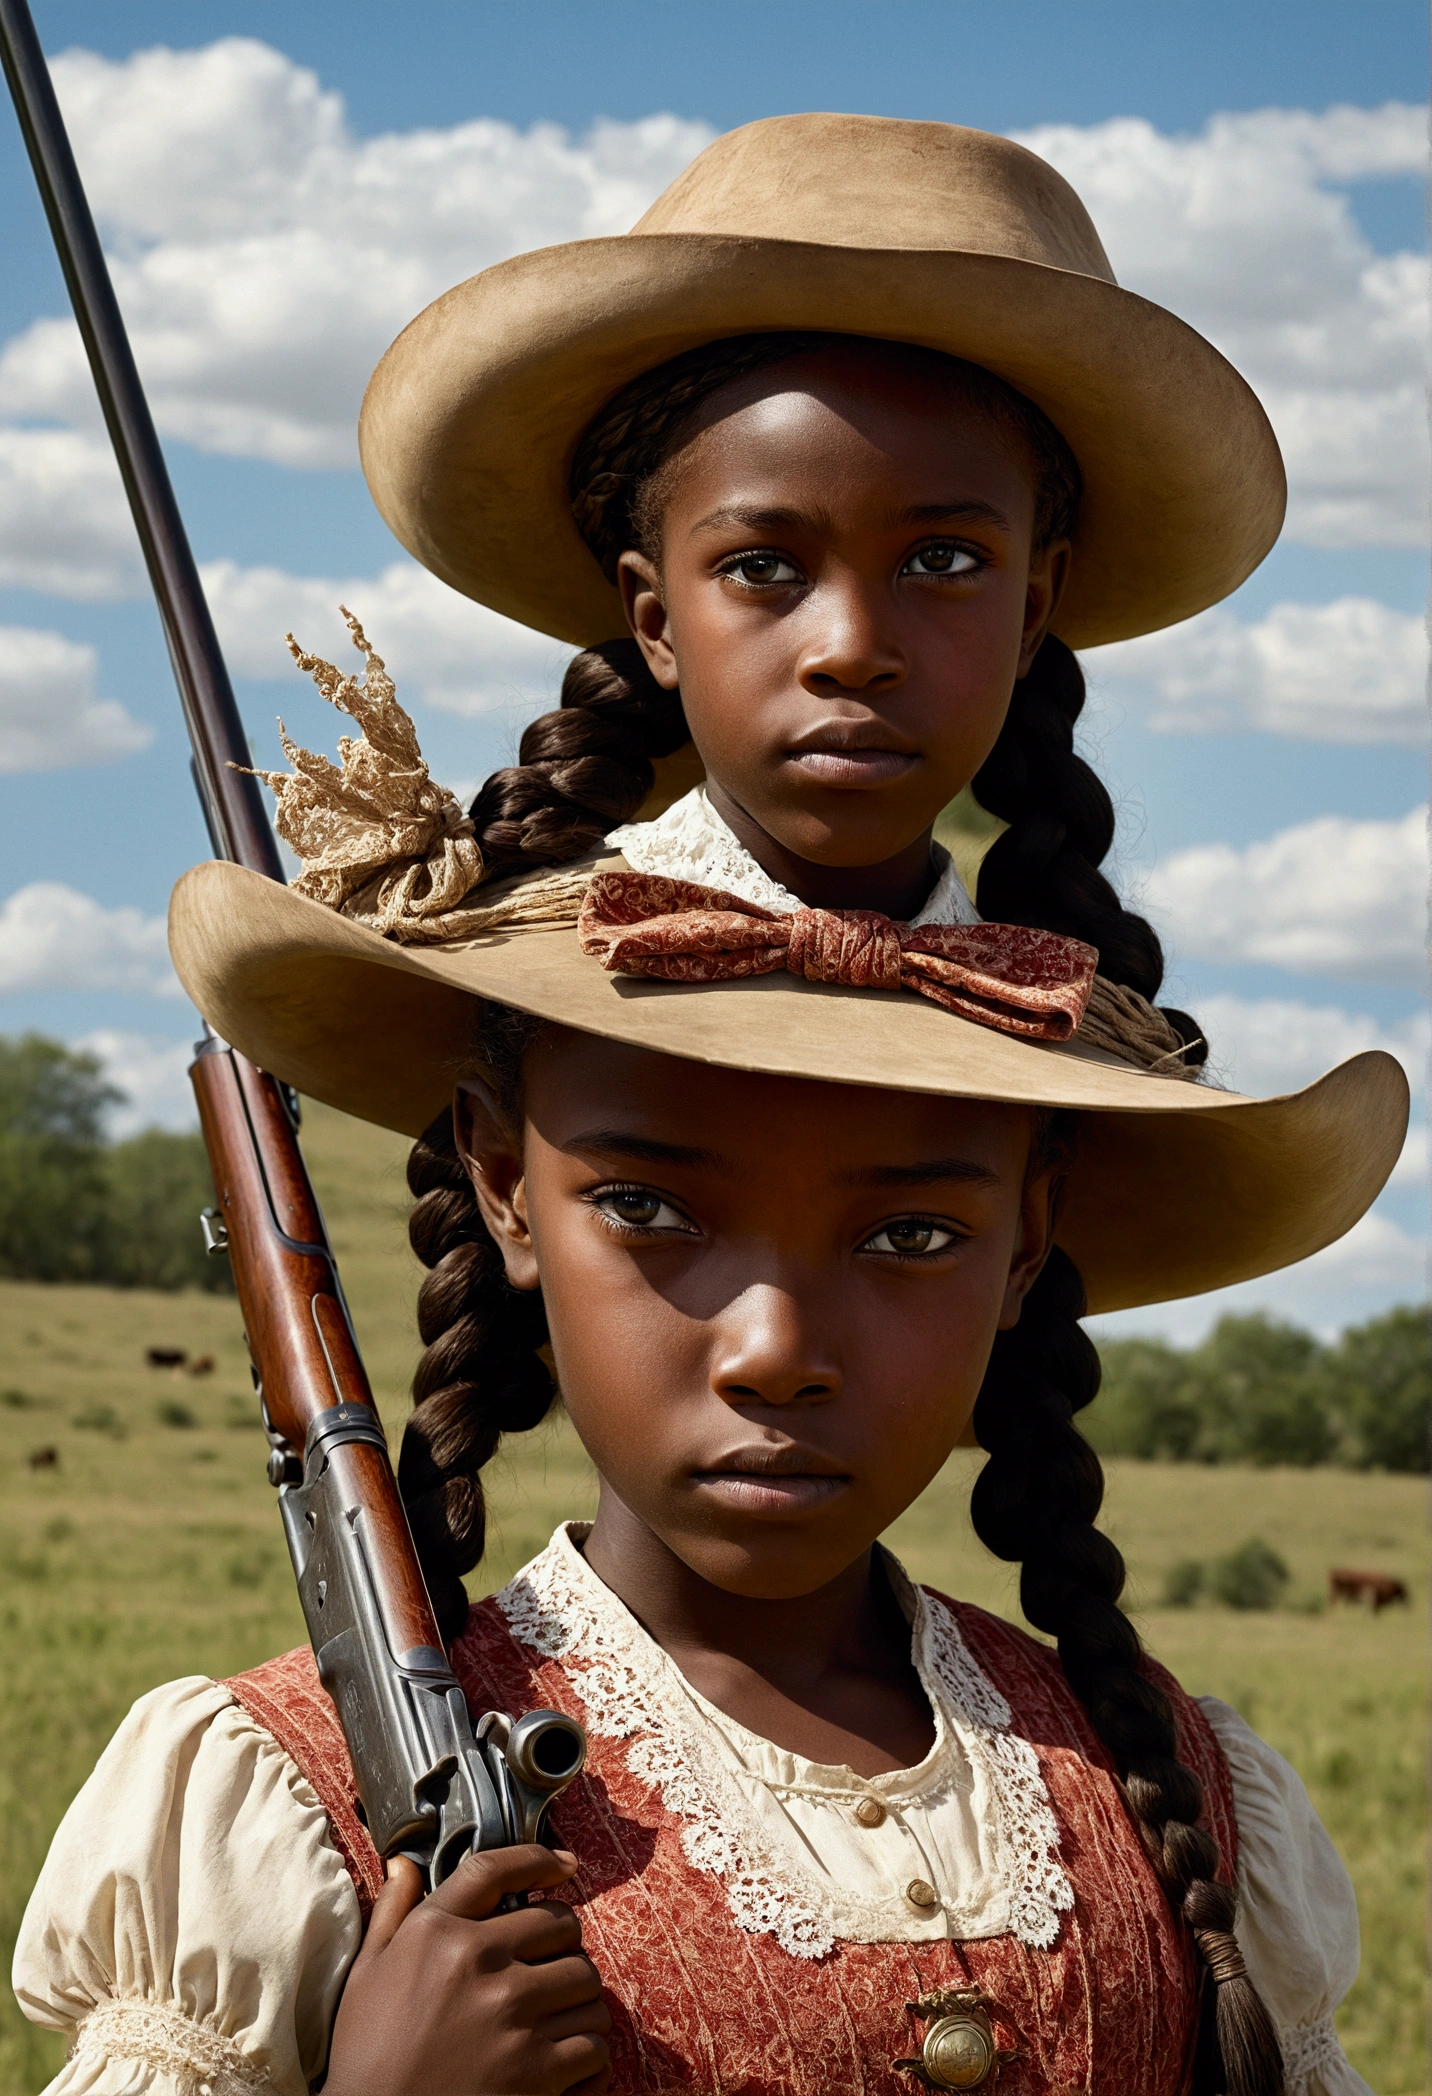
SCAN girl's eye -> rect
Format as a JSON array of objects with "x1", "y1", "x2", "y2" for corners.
[
  {"x1": 903, "y1": 542, "x2": 979, "y2": 578},
  {"x1": 861, "y1": 1216, "x2": 962, "y2": 1258},
  {"x1": 590, "y1": 1185, "x2": 696, "y2": 1236},
  {"x1": 720, "y1": 551, "x2": 802, "y2": 587}
]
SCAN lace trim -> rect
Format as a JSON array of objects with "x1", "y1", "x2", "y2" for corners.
[
  {"x1": 919, "y1": 1572, "x2": 1074, "y2": 1951},
  {"x1": 1280, "y1": 2014, "x2": 1347, "y2": 2090},
  {"x1": 71, "y1": 1999, "x2": 275, "y2": 2095},
  {"x1": 608, "y1": 787, "x2": 981, "y2": 927},
  {"x1": 498, "y1": 1526, "x2": 1072, "y2": 1959}
]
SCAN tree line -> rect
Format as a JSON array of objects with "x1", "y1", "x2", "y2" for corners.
[
  {"x1": 0, "y1": 1034, "x2": 228, "y2": 1293},
  {"x1": 1086, "y1": 1308, "x2": 1429, "y2": 1473}
]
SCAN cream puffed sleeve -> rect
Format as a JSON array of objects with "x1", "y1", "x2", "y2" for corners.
[
  {"x1": 1198, "y1": 1696, "x2": 1371, "y2": 2096},
  {"x1": 12, "y1": 1676, "x2": 362, "y2": 2096}
]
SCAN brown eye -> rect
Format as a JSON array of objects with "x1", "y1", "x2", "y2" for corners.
[
  {"x1": 724, "y1": 552, "x2": 801, "y2": 586},
  {"x1": 904, "y1": 542, "x2": 977, "y2": 577},
  {"x1": 605, "y1": 1190, "x2": 661, "y2": 1225},
  {"x1": 862, "y1": 1217, "x2": 960, "y2": 1257},
  {"x1": 590, "y1": 1186, "x2": 697, "y2": 1236}
]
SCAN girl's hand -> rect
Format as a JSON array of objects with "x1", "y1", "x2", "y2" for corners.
[{"x1": 324, "y1": 1845, "x2": 612, "y2": 2096}]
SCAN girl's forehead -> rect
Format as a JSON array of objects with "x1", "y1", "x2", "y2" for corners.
[
  {"x1": 521, "y1": 1031, "x2": 1036, "y2": 1166},
  {"x1": 678, "y1": 341, "x2": 1025, "y2": 449}
]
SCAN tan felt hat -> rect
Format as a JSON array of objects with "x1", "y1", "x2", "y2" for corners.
[
  {"x1": 358, "y1": 113, "x2": 1286, "y2": 652},
  {"x1": 169, "y1": 859, "x2": 1405, "y2": 1319}
]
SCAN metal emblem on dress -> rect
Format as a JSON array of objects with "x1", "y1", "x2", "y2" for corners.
[{"x1": 894, "y1": 1987, "x2": 1020, "y2": 2090}]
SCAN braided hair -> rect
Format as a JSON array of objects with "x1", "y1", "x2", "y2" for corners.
[
  {"x1": 415, "y1": 333, "x2": 1276, "y2": 2092},
  {"x1": 400, "y1": 1003, "x2": 551, "y2": 1643},
  {"x1": 975, "y1": 1249, "x2": 1282, "y2": 2096}
]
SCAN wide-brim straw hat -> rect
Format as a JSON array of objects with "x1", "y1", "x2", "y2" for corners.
[
  {"x1": 358, "y1": 112, "x2": 1286, "y2": 652},
  {"x1": 169, "y1": 858, "x2": 1405, "y2": 1319}
]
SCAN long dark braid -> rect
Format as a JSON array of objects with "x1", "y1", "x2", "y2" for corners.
[
  {"x1": 400, "y1": 1007, "x2": 552, "y2": 1642},
  {"x1": 973, "y1": 637, "x2": 1207, "y2": 1062},
  {"x1": 973, "y1": 1249, "x2": 1283, "y2": 2096}
]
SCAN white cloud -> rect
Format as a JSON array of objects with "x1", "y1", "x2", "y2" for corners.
[
  {"x1": 1190, "y1": 993, "x2": 1426, "y2": 1196},
  {"x1": 0, "y1": 626, "x2": 151, "y2": 771},
  {"x1": 0, "y1": 883, "x2": 179, "y2": 995},
  {"x1": 1193, "y1": 993, "x2": 1427, "y2": 1097},
  {"x1": 1086, "y1": 597, "x2": 1427, "y2": 743},
  {"x1": 76, "y1": 1028, "x2": 198, "y2": 1135},
  {"x1": 1146, "y1": 805, "x2": 1427, "y2": 986},
  {"x1": 201, "y1": 557, "x2": 576, "y2": 716},
  {"x1": 1093, "y1": 1207, "x2": 1426, "y2": 1346},
  {"x1": 1016, "y1": 105, "x2": 1429, "y2": 547},
  {"x1": 1389, "y1": 1119, "x2": 1427, "y2": 1191},
  {"x1": 0, "y1": 427, "x2": 140, "y2": 598},
  {"x1": 0, "y1": 40, "x2": 712, "y2": 468}
]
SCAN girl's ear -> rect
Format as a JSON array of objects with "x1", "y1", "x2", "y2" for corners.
[
  {"x1": 617, "y1": 550, "x2": 682, "y2": 691},
  {"x1": 1016, "y1": 537, "x2": 1072, "y2": 678},
  {"x1": 452, "y1": 1079, "x2": 541, "y2": 1292},
  {"x1": 997, "y1": 1166, "x2": 1062, "y2": 1330}
]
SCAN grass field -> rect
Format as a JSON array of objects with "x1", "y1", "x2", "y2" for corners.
[{"x1": 1, "y1": 1103, "x2": 1425, "y2": 2094}]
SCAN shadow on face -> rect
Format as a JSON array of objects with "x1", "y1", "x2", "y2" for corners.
[{"x1": 457, "y1": 1027, "x2": 1059, "y2": 1599}]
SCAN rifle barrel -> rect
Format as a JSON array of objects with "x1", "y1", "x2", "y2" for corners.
[{"x1": 0, "y1": 0, "x2": 281, "y2": 879}]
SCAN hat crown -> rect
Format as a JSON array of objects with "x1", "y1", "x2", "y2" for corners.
[{"x1": 631, "y1": 114, "x2": 1116, "y2": 281}]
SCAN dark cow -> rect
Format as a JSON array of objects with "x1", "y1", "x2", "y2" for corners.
[
  {"x1": 26, "y1": 1445, "x2": 58, "y2": 1470},
  {"x1": 1329, "y1": 1567, "x2": 1409, "y2": 1612}
]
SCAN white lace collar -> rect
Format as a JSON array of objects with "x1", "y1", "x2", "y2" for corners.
[
  {"x1": 496, "y1": 1524, "x2": 1072, "y2": 1959},
  {"x1": 607, "y1": 786, "x2": 982, "y2": 927}
]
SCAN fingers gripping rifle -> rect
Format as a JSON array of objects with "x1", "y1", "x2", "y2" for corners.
[{"x1": 0, "y1": 0, "x2": 583, "y2": 1889}]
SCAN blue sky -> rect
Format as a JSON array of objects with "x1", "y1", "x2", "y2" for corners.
[{"x1": 0, "y1": 0, "x2": 1426, "y2": 1340}]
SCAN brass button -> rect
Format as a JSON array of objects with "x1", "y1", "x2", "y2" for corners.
[
  {"x1": 854, "y1": 1797, "x2": 887, "y2": 1828},
  {"x1": 905, "y1": 1877, "x2": 940, "y2": 1909},
  {"x1": 922, "y1": 2013, "x2": 996, "y2": 2089}
]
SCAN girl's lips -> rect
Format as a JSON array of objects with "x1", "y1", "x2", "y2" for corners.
[
  {"x1": 691, "y1": 1471, "x2": 851, "y2": 1515},
  {"x1": 784, "y1": 748, "x2": 916, "y2": 788}
]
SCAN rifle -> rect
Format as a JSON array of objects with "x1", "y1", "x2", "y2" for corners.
[{"x1": 0, "y1": 0, "x2": 583, "y2": 1889}]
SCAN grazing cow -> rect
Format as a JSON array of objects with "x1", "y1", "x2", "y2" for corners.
[
  {"x1": 187, "y1": 1354, "x2": 217, "y2": 1377},
  {"x1": 145, "y1": 1347, "x2": 187, "y2": 1369},
  {"x1": 26, "y1": 1446, "x2": 58, "y2": 1470},
  {"x1": 1329, "y1": 1567, "x2": 1409, "y2": 1612}
]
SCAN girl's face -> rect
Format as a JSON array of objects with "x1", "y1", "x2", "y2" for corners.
[
  {"x1": 458, "y1": 1031, "x2": 1057, "y2": 1601},
  {"x1": 616, "y1": 342, "x2": 1069, "y2": 873}
]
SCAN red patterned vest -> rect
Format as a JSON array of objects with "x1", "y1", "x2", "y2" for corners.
[{"x1": 227, "y1": 1586, "x2": 1235, "y2": 2096}]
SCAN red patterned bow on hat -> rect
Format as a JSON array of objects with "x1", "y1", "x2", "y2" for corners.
[{"x1": 579, "y1": 871, "x2": 1098, "y2": 1042}]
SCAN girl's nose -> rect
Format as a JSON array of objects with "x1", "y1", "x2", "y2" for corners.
[
  {"x1": 796, "y1": 579, "x2": 907, "y2": 695},
  {"x1": 709, "y1": 1284, "x2": 844, "y2": 1407}
]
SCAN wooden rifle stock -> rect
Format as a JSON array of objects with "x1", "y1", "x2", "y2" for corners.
[
  {"x1": 189, "y1": 1046, "x2": 436, "y2": 1654},
  {"x1": 1, "y1": 0, "x2": 584, "y2": 1882}
]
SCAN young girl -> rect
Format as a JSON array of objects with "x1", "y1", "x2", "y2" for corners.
[{"x1": 14, "y1": 115, "x2": 1403, "y2": 2096}]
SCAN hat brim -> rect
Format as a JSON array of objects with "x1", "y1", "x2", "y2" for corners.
[
  {"x1": 169, "y1": 861, "x2": 1405, "y2": 1318},
  {"x1": 358, "y1": 232, "x2": 1284, "y2": 652}
]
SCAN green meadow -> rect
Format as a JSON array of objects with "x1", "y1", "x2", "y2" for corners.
[{"x1": 0, "y1": 1104, "x2": 1424, "y2": 2093}]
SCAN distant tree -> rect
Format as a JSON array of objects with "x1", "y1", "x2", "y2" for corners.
[
  {"x1": 0, "y1": 1033, "x2": 229, "y2": 1293},
  {"x1": 1188, "y1": 1314, "x2": 1336, "y2": 1466},
  {"x1": 101, "y1": 1131, "x2": 229, "y2": 1293},
  {"x1": 0, "y1": 1035, "x2": 118, "y2": 1280},
  {"x1": 1086, "y1": 1337, "x2": 1201, "y2": 1459},
  {"x1": 1326, "y1": 1306, "x2": 1430, "y2": 1472}
]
